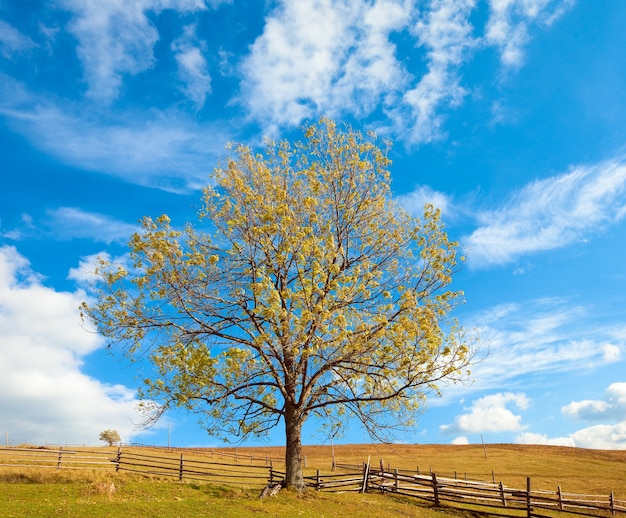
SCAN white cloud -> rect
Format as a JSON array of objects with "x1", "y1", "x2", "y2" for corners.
[
  {"x1": 0, "y1": 3, "x2": 237, "y2": 191},
  {"x1": 68, "y1": 251, "x2": 134, "y2": 287},
  {"x1": 60, "y1": 0, "x2": 158, "y2": 102},
  {"x1": 395, "y1": 185, "x2": 452, "y2": 218},
  {"x1": 0, "y1": 213, "x2": 35, "y2": 241},
  {"x1": 0, "y1": 19, "x2": 36, "y2": 57},
  {"x1": 239, "y1": 0, "x2": 493, "y2": 144},
  {"x1": 566, "y1": 422, "x2": 626, "y2": 449},
  {"x1": 515, "y1": 432, "x2": 575, "y2": 447},
  {"x1": 0, "y1": 75, "x2": 230, "y2": 191},
  {"x1": 603, "y1": 344, "x2": 621, "y2": 363},
  {"x1": 463, "y1": 157, "x2": 626, "y2": 268},
  {"x1": 516, "y1": 423, "x2": 626, "y2": 450},
  {"x1": 393, "y1": 0, "x2": 476, "y2": 144},
  {"x1": 0, "y1": 246, "x2": 146, "y2": 445},
  {"x1": 236, "y1": 0, "x2": 574, "y2": 141},
  {"x1": 2, "y1": 208, "x2": 139, "y2": 246},
  {"x1": 460, "y1": 298, "x2": 625, "y2": 394},
  {"x1": 172, "y1": 24, "x2": 212, "y2": 109},
  {"x1": 2, "y1": 0, "x2": 575, "y2": 169},
  {"x1": 239, "y1": 0, "x2": 411, "y2": 132},
  {"x1": 46, "y1": 207, "x2": 139, "y2": 244},
  {"x1": 485, "y1": 0, "x2": 574, "y2": 68},
  {"x1": 562, "y1": 382, "x2": 626, "y2": 422},
  {"x1": 58, "y1": 0, "x2": 217, "y2": 103},
  {"x1": 441, "y1": 392, "x2": 530, "y2": 434},
  {"x1": 67, "y1": 252, "x2": 112, "y2": 285},
  {"x1": 514, "y1": 381, "x2": 626, "y2": 449},
  {"x1": 451, "y1": 436, "x2": 469, "y2": 445}
]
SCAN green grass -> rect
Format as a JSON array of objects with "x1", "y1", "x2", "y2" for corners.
[{"x1": 0, "y1": 473, "x2": 455, "y2": 518}]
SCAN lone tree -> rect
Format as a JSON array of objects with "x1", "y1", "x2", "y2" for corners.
[
  {"x1": 99, "y1": 429, "x2": 121, "y2": 446},
  {"x1": 83, "y1": 119, "x2": 473, "y2": 489}
]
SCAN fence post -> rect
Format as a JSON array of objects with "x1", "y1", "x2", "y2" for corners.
[
  {"x1": 269, "y1": 460, "x2": 274, "y2": 484},
  {"x1": 431, "y1": 473, "x2": 440, "y2": 506},
  {"x1": 115, "y1": 447, "x2": 122, "y2": 472},
  {"x1": 526, "y1": 477, "x2": 532, "y2": 518},
  {"x1": 610, "y1": 492, "x2": 615, "y2": 516},
  {"x1": 360, "y1": 459, "x2": 370, "y2": 494},
  {"x1": 57, "y1": 446, "x2": 63, "y2": 469},
  {"x1": 416, "y1": 465, "x2": 420, "y2": 475},
  {"x1": 394, "y1": 468, "x2": 399, "y2": 492},
  {"x1": 179, "y1": 454, "x2": 184, "y2": 481},
  {"x1": 316, "y1": 469, "x2": 320, "y2": 491},
  {"x1": 557, "y1": 486, "x2": 563, "y2": 511},
  {"x1": 499, "y1": 481, "x2": 506, "y2": 507}
]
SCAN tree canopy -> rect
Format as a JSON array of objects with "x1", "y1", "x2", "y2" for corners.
[
  {"x1": 99, "y1": 429, "x2": 121, "y2": 446},
  {"x1": 82, "y1": 118, "x2": 473, "y2": 488}
]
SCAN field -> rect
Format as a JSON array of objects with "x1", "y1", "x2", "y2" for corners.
[
  {"x1": 297, "y1": 443, "x2": 626, "y2": 497},
  {"x1": 0, "y1": 474, "x2": 448, "y2": 518},
  {"x1": 1, "y1": 443, "x2": 625, "y2": 518}
]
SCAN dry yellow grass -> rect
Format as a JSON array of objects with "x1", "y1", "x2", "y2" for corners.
[
  {"x1": 1, "y1": 443, "x2": 625, "y2": 518},
  {"x1": 2, "y1": 443, "x2": 624, "y2": 498},
  {"x1": 215, "y1": 443, "x2": 626, "y2": 498}
]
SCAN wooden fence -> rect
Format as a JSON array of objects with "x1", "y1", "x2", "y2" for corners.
[
  {"x1": 113, "y1": 448, "x2": 270, "y2": 486},
  {"x1": 0, "y1": 446, "x2": 271, "y2": 487},
  {"x1": 0, "y1": 446, "x2": 113, "y2": 471},
  {"x1": 2, "y1": 446, "x2": 625, "y2": 517},
  {"x1": 350, "y1": 462, "x2": 626, "y2": 518}
]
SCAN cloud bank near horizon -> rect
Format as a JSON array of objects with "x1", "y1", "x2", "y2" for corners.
[{"x1": 0, "y1": 245, "x2": 150, "y2": 445}]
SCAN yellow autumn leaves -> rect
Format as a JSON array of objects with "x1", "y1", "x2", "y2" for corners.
[{"x1": 82, "y1": 117, "x2": 473, "y2": 445}]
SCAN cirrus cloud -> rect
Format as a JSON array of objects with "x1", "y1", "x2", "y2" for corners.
[
  {"x1": 485, "y1": 0, "x2": 575, "y2": 68},
  {"x1": 463, "y1": 157, "x2": 626, "y2": 268},
  {"x1": 58, "y1": 0, "x2": 225, "y2": 103}
]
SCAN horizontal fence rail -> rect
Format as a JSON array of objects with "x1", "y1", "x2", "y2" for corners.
[
  {"x1": 0, "y1": 446, "x2": 114, "y2": 470},
  {"x1": 361, "y1": 464, "x2": 626, "y2": 518},
  {"x1": 0, "y1": 446, "x2": 271, "y2": 488},
  {"x1": 114, "y1": 449, "x2": 270, "y2": 486},
  {"x1": 1, "y1": 446, "x2": 624, "y2": 517}
]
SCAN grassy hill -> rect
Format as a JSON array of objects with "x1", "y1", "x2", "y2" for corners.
[
  {"x1": 297, "y1": 443, "x2": 626, "y2": 496},
  {"x1": 1, "y1": 443, "x2": 624, "y2": 517}
]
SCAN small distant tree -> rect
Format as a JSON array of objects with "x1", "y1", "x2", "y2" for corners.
[
  {"x1": 83, "y1": 118, "x2": 474, "y2": 488},
  {"x1": 99, "y1": 429, "x2": 121, "y2": 446}
]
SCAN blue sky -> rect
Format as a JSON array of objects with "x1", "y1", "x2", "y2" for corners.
[{"x1": 1, "y1": 0, "x2": 626, "y2": 449}]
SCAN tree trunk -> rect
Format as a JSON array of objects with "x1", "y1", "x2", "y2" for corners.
[{"x1": 284, "y1": 403, "x2": 305, "y2": 489}]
